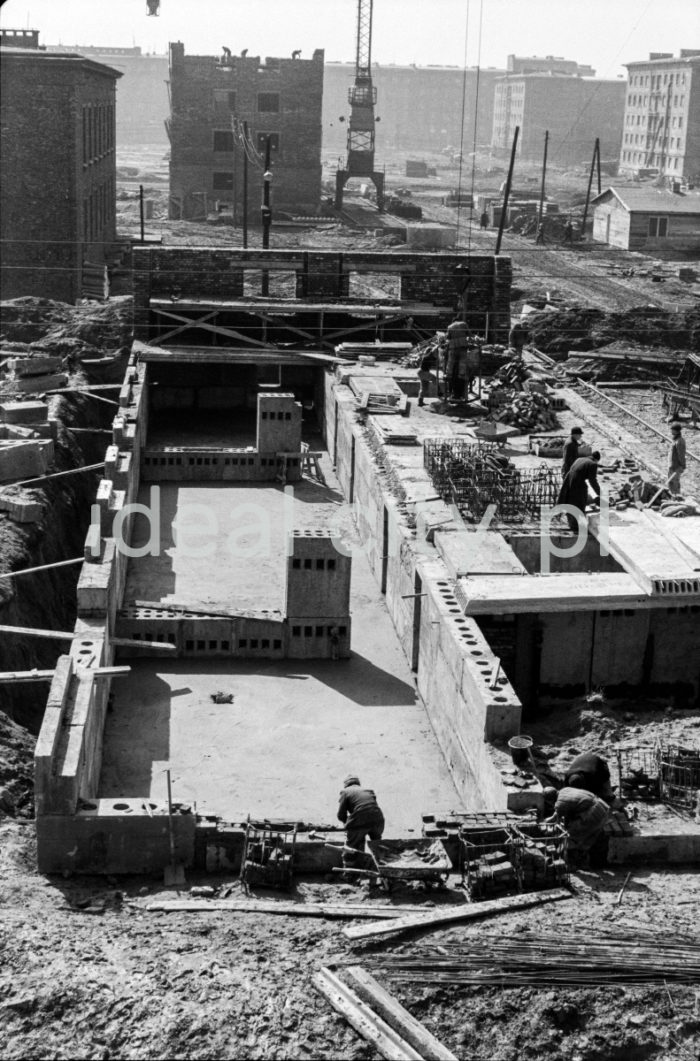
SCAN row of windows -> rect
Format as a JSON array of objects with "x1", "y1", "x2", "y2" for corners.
[
  {"x1": 621, "y1": 150, "x2": 683, "y2": 169},
  {"x1": 624, "y1": 133, "x2": 684, "y2": 149},
  {"x1": 626, "y1": 113, "x2": 684, "y2": 128},
  {"x1": 291, "y1": 557, "x2": 337, "y2": 570},
  {"x1": 212, "y1": 90, "x2": 280, "y2": 112},
  {"x1": 626, "y1": 93, "x2": 686, "y2": 109},
  {"x1": 629, "y1": 71, "x2": 687, "y2": 88},
  {"x1": 213, "y1": 131, "x2": 280, "y2": 153},
  {"x1": 261, "y1": 410, "x2": 292, "y2": 420},
  {"x1": 83, "y1": 178, "x2": 114, "y2": 242},
  {"x1": 82, "y1": 103, "x2": 114, "y2": 165},
  {"x1": 291, "y1": 625, "x2": 347, "y2": 637},
  {"x1": 143, "y1": 454, "x2": 300, "y2": 468}
]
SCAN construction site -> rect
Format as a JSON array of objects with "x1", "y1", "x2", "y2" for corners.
[{"x1": 1, "y1": 3, "x2": 700, "y2": 1061}]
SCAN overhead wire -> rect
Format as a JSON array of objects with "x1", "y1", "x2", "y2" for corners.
[{"x1": 454, "y1": 0, "x2": 471, "y2": 245}]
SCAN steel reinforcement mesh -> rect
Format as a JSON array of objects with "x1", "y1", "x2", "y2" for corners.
[{"x1": 423, "y1": 438, "x2": 560, "y2": 523}]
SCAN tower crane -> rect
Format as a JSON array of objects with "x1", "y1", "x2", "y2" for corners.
[{"x1": 334, "y1": 0, "x2": 385, "y2": 211}]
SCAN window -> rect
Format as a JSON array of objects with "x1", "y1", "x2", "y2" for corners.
[
  {"x1": 304, "y1": 626, "x2": 313, "y2": 638},
  {"x1": 258, "y1": 92, "x2": 280, "y2": 112},
  {"x1": 316, "y1": 558, "x2": 324, "y2": 570},
  {"x1": 648, "y1": 216, "x2": 668, "y2": 237},
  {"x1": 292, "y1": 626, "x2": 301, "y2": 637},
  {"x1": 213, "y1": 130, "x2": 234, "y2": 151},
  {"x1": 292, "y1": 558, "x2": 301, "y2": 569},
  {"x1": 256, "y1": 132, "x2": 280, "y2": 153},
  {"x1": 214, "y1": 88, "x2": 236, "y2": 108},
  {"x1": 304, "y1": 558, "x2": 312, "y2": 569},
  {"x1": 327, "y1": 558, "x2": 336, "y2": 571},
  {"x1": 213, "y1": 172, "x2": 233, "y2": 191}
]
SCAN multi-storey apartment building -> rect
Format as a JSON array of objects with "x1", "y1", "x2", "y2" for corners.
[
  {"x1": 167, "y1": 42, "x2": 324, "y2": 221},
  {"x1": 491, "y1": 56, "x2": 625, "y2": 165},
  {"x1": 619, "y1": 50, "x2": 700, "y2": 181},
  {"x1": 0, "y1": 30, "x2": 121, "y2": 302}
]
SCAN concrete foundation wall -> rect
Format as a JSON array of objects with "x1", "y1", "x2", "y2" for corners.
[
  {"x1": 323, "y1": 368, "x2": 532, "y2": 814},
  {"x1": 141, "y1": 448, "x2": 301, "y2": 483}
]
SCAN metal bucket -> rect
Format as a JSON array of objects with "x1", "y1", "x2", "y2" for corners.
[{"x1": 508, "y1": 734, "x2": 534, "y2": 768}]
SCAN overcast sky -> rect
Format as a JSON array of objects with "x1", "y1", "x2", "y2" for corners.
[{"x1": 1, "y1": 0, "x2": 697, "y2": 76}]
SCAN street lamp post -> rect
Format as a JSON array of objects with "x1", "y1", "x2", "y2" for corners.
[{"x1": 261, "y1": 136, "x2": 272, "y2": 295}]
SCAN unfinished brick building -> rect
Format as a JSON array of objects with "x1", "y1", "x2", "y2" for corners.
[
  {"x1": 167, "y1": 42, "x2": 324, "y2": 221},
  {"x1": 0, "y1": 32, "x2": 121, "y2": 302}
]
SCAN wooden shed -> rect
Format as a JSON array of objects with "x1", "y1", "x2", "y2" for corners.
[{"x1": 591, "y1": 186, "x2": 700, "y2": 251}]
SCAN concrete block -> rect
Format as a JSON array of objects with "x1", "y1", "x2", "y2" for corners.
[
  {"x1": 3, "y1": 424, "x2": 41, "y2": 441},
  {"x1": 0, "y1": 400, "x2": 48, "y2": 424},
  {"x1": 36, "y1": 801, "x2": 196, "y2": 874},
  {"x1": 14, "y1": 373, "x2": 67, "y2": 393},
  {"x1": 8, "y1": 355, "x2": 63, "y2": 377},
  {"x1": 607, "y1": 821, "x2": 700, "y2": 865},
  {"x1": 77, "y1": 538, "x2": 116, "y2": 615},
  {"x1": 0, "y1": 440, "x2": 50, "y2": 482},
  {"x1": 0, "y1": 490, "x2": 44, "y2": 523}
]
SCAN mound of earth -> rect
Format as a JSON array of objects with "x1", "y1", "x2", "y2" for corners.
[{"x1": 527, "y1": 304, "x2": 700, "y2": 356}]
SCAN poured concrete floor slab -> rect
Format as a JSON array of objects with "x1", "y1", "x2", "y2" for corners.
[{"x1": 103, "y1": 447, "x2": 462, "y2": 829}]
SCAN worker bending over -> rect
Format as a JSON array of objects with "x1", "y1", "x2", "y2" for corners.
[
  {"x1": 337, "y1": 775, "x2": 385, "y2": 869},
  {"x1": 545, "y1": 786, "x2": 611, "y2": 866},
  {"x1": 557, "y1": 451, "x2": 601, "y2": 532},
  {"x1": 564, "y1": 752, "x2": 615, "y2": 804}
]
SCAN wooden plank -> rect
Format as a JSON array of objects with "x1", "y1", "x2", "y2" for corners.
[
  {"x1": 135, "y1": 346, "x2": 324, "y2": 366},
  {"x1": 0, "y1": 624, "x2": 174, "y2": 652},
  {"x1": 130, "y1": 599, "x2": 238, "y2": 620},
  {"x1": 345, "y1": 966, "x2": 458, "y2": 1061},
  {"x1": 343, "y1": 888, "x2": 572, "y2": 942},
  {"x1": 313, "y1": 967, "x2": 422, "y2": 1061},
  {"x1": 149, "y1": 298, "x2": 451, "y2": 315},
  {"x1": 458, "y1": 572, "x2": 649, "y2": 613},
  {"x1": 152, "y1": 307, "x2": 220, "y2": 346},
  {"x1": 145, "y1": 900, "x2": 432, "y2": 918},
  {"x1": 0, "y1": 666, "x2": 131, "y2": 683},
  {"x1": 0, "y1": 556, "x2": 86, "y2": 580}
]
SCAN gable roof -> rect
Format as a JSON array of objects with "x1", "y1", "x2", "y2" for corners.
[{"x1": 591, "y1": 186, "x2": 700, "y2": 214}]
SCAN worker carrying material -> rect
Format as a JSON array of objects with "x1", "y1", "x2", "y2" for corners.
[
  {"x1": 545, "y1": 786, "x2": 611, "y2": 865},
  {"x1": 564, "y1": 752, "x2": 615, "y2": 804},
  {"x1": 337, "y1": 775, "x2": 385, "y2": 868},
  {"x1": 508, "y1": 321, "x2": 528, "y2": 355},
  {"x1": 557, "y1": 452, "x2": 601, "y2": 532},
  {"x1": 417, "y1": 348, "x2": 437, "y2": 407}
]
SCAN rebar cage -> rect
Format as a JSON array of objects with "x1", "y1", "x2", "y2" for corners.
[
  {"x1": 616, "y1": 746, "x2": 661, "y2": 802},
  {"x1": 658, "y1": 744, "x2": 700, "y2": 812},
  {"x1": 423, "y1": 438, "x2": 559, "y2": 523}
]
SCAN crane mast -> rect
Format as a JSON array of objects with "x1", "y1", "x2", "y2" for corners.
[{"x1": 335, "y1": 0, "x2": 385, "y2": 211}]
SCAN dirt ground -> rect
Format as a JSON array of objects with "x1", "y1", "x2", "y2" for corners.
[{"x1": 1, "y1": 812, "x2": 699, "y2": 1061}]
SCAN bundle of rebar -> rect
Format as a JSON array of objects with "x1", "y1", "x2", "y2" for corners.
[{"x1": 367, "y1": 926, "x2": 700, "y2": 986}]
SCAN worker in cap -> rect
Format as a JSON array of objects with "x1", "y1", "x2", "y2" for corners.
[
  {"x1": 561, "y1": 426, "x2": 584, "y2": 480},
  {"x1": 337, "y1": 775, "x2": 385, "y2": 871},
  {"x1": 557, "y1": 452, "x2": 601, "y2": 533}
]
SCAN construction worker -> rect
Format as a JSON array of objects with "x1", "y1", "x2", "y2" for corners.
[
  {"x1": 557, "y1": 452, "x2": 601, "y2": 532},
  {"x1": 563, "y1": 218, "x2": 574, "y2": 244},
  {"x1": 337, "y1": 775, "x2": 385, "y2": 870},
  {"x1": 480, "y1": 209, "x2": 489, "y2": 230},
  {"x1": 668, "y1": 422, "x2": 686, "y2": 496},
  {"x1": 561, "y1": 426, "x2": 584, "y2": 480},
  {"x1": 535, "y1": 220, "x2": 546, "y2": 244},
  {"x1": 417, "y1": 347, "x2": 437, "y2": 407},
  {"x1": 508, "y1": 320, "x2": 528, "y2": 356},
  {"x1": 546, "y1": 787, "x2": 611, "y2": 865},
  {"x1": 564, "y1": 752, "x2": 615, "y2": 804},
  {"x1": 446, "y1": 318, "x2": 469, "y2": 401}
]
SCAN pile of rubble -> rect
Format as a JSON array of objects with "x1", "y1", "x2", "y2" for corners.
[{"x1": 491, "y1": 390, "x2": 560, "y2": 432}]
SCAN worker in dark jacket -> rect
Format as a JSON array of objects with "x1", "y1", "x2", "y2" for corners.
[
  {"x1": 564, "y1": 752, "x2": 614, "y2": 803},
  {"x1": 561, "y1": 426, "x2": 584, "y2": 480},
  {"x1": 337, "y1": 775, "x2": 385, "y2": 867},
  {"x1": 557, "y1": 452, "x2": 601, "y2": 532},
  {"x1": 508, "y1": 321, "x2": 528, "y2": 355}
]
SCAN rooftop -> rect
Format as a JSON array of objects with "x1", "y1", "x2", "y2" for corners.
[{"x1": 592, "y1": 187, "x2": 700, "y2": 214}]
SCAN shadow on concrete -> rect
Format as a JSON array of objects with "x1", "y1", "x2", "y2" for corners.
[
  {"x1": 294, "y1": 653, "x2": 418, "y2": 707},
  {"x1": 99, "y1": 672, "x2": 172, "y2": 797}
]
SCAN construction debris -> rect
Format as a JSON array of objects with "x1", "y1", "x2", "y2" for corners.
[
  {"x1": 342, "y1": 887, "x2": 571, "y2": 942},
  {"x1": 145, "y1": 899, "x2": 434, "y2": 919}
]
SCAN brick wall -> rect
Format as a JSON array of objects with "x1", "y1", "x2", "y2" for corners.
[
  {"x1": 132, "y1": 247, "x2": 513, "y2": 343},
  {"x1": 0, "y1": 51, "x2": 120, "y2": 302},
  {"x1": 168, "y1": 43, "x2": 323, "y2": 221}
]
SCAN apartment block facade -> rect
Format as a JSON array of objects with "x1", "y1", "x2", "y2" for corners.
[
  {"x1": 619, "y1": 51, "x2": 700, "y2": 181},
  {"x1": 0, "y1": 32, "x2": 121, "y2": 302},
  {"x1": 168, "y1": 43, "x2": 324, "y2": 221},
  {"x1": 492, "y1": 64, "x2": 626, "y2": 165}
]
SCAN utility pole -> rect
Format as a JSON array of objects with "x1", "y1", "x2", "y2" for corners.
[
  {"x1": 261, "y1": 135, "x2": 272, "y2": 295},
  {"x1": 139, "y1": 184, "x2": 145, "y2": 243},
  {"x1": 242, "y1": 120, "x2": 249, "y2": 249},
  {"x1": 496, "y1": 125, "x2": 519, "y2": 255},
  {"x1": 581, "y1": 137, "x2": 600, "y2": 239},
  {"x1": 537, "y1": 130, "x2": 549, "y2": 228}
]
